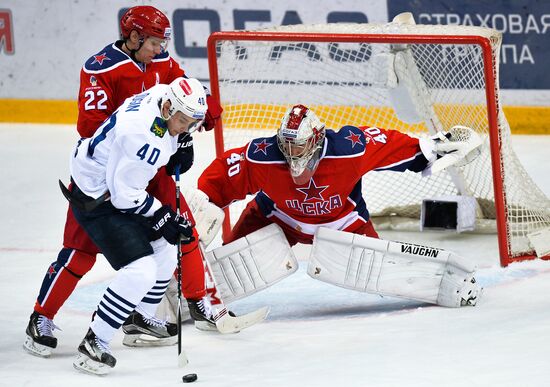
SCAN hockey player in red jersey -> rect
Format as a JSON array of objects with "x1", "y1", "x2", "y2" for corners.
[
  {"x1": 199, "y1": 104, "x2": 427, "y2": 244},
  {"x1": 195, "y1": 104, "x2": 482, "y2": 310},
  {"x1": 24, "y1": 6, "x2": 223, "y2": 358},
  {"x1": 198, "y1": 104, "x2": 481, "y2": 245}
]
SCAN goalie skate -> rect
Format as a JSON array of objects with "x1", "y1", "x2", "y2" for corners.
[
  {"x1": 122, "y1": 311, "x2": 177, "y2": 347},
  {"x1": 73, "y1": 328, "x2": 116, "y2": 376}
]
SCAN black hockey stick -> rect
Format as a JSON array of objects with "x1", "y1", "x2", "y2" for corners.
[
  {"x1": 174, "y1": 166, "x2": 188, "y2": 367},
  {"x1": 58, "y1": 180, "x2": 109, "y2": 212}
]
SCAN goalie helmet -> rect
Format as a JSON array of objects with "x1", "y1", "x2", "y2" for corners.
[
  {"x1": 120, "y1": 6, "x2": 172, "y2": 41},
  {"x1": 161, "y1": 77, "x2": 207, "y2": 132},
  {"x1": 277, "y1": 104, "x2": 326, "y2": 185}
]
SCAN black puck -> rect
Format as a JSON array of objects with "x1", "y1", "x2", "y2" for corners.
[{"x1": 182, "y1": 373, "x2": 198, "y2": 383}]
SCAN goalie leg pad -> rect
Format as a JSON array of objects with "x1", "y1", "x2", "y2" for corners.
[
  {"x1": 308, "y1": 228, "x2": 481, "y2": 307},
  {"x1": 154, "y1": 277, "x2": 191, "y2": 324},
  {"x1": 204, "y1": 224, "x2": 298, "y2": 303}
]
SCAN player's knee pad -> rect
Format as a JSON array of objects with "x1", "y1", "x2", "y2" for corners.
[
  {"x1": 119, "y1": 255, "x2": 158, "y2": 290},
  {"x1": 150, "y1": 239, "x2": 178, "y2": 279},
  {"x1": 180, "y1": 228, "x2": 200, "y2": 255},
  {"x1": 58, "y1": 248, "x2": 97, "y2": 278}
]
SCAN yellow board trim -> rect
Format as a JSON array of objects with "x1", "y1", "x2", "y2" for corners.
[
  {"x1": 0, "y1": 99, "x2": 549, "y2": 134},
  {"x1": 0, "y1": 99, "x2": 78, "y2": 124}
]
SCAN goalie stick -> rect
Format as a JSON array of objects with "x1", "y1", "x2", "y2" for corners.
[
  {"x1": 212, "y1": 304, "x2": 270, "y2": 334},
  {"x1": 175, "y1": 185, "x2": 270, "y2": 333}
]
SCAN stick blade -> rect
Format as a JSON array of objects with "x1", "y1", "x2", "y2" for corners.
[
  {"x1": 216, "y1": 306, "x2": 269, "y2": 334},
  {"x1": 178, "y1": 349, "x2": 189, "y2": 367}
]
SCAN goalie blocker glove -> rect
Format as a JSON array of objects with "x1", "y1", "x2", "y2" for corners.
[{"x1": 152, "y1": 205, "x2": 194, "y2": 245}]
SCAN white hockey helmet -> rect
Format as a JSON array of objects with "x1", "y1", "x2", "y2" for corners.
[
  {"x1": 161, "y1": 77, "x2": 207, "y2": 132},
  {"x1": 277, "y1": 104, "x2": 326, "y2": 185}
]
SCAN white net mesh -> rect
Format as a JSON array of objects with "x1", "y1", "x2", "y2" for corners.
[{"x1": 211, "y1": 21, "x2": 550, "y2": 261}]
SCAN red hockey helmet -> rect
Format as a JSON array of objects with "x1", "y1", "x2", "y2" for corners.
[{"x1": 120, "y1": 6, "x2": 171, "y2": 40}]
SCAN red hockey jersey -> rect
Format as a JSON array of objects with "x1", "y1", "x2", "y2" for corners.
[
  {"x1": 199, "y1": 125, "x2": 429, "y2": 237},
  {"x1": 77, "y1": 41, "x2": 184, "y2": 137}
]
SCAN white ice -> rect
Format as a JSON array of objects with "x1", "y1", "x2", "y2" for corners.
[{"x1": 1, "y1": 124, "x2": 549, "y2": 387}]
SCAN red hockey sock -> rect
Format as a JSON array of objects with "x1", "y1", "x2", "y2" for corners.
[
  {"x1": 179, "y1": 231, "x2": 206, "y2": 300},
  {"x1": 34, "y1": 248, "x2": 96, "y2": 319}
]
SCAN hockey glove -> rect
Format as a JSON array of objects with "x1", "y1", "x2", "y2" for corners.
[
  {"x1": 152, "y1": 205, "x2": 195, "y2": 245},
  {"x1": 166, "y1": 133, "x2": 194, "y2": 175},
  {"x1": 429, "y1": 125, "x2": 483, "y2": 174},
  {"x1": 202, "y1": 94, "x2": 223, "y2": 131}
]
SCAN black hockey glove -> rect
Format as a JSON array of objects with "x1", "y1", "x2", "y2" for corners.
[
  {"x1": 152, "y1": 205, "x2": 194, "y2": 245},
  {"x1": 165, "y1": 133, "x2": 194, "y2": 175}
]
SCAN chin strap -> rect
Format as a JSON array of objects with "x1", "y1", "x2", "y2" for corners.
[{"x1": 123, "y1": 39, "x2": 145, "y2": 64}]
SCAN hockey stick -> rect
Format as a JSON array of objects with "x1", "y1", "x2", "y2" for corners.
[
  {"x1": 199, "y1": 241, "x2": 270, "y2": 334},
  {"x1": 174, "y1": 166, "x2": 189, "y2": 367}
]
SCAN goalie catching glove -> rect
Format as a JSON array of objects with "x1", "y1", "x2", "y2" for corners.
[
  {"x1": 422, "y1": 125, "x2": 483, "y2": 175},
  {"x1": 151, "y1": 205, "x2": 194, "y2": 245}
]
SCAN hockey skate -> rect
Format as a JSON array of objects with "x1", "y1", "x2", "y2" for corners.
[
  {"x1": 23, "y1": 311, "x2": 59, "y2": 357},
  {"x1": 188, "y1": 297, "x2": 269, "y2": 334},
  {"x1": 73, "y1": 328, "x2": 116, "y2": 376},
  {"x1": 121, "y1": 311, "x2": 178, "y2": 347},
  {"x1": 187, "y1": 296, "x2": 217, "y2": 331}
]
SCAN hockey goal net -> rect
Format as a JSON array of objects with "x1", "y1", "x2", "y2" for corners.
[{"x1": 206, "y1": 15, "x2": 550, "y2": 267}]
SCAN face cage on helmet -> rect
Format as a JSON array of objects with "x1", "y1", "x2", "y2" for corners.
[{"x1": 277, "y1": 133, "x2": 325, "y2": 179}]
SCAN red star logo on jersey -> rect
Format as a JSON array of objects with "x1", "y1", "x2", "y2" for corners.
[
  {"x1": 296, "y1": 178, "x2": 329, "y2": 201},
  {"x1": 47, "y1": 264, "x2": 57, "y2": 279},
  {"x1": 253, "y1": 139, "x2": 273, "y2": 155},
  {"x1": 91, "y1": 53, "x2": 110, "y2": 65},
  {"x1": 345, "y1": 132, "x2": 363, "y2": 148}
]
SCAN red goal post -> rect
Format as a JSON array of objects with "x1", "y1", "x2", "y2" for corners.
[{"x1": 206, "y1": 19, "x2": 550, "y2": 267}]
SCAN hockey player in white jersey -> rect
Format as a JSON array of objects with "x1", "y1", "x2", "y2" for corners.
[{"x1": 65, "y1": 77, "x2": 207, "y2": 375}]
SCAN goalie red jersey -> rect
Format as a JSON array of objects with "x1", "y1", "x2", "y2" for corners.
[
  {"x1": 199, "y1": 125, "x2": 430, "y2": 244},
  {"x1": 77, "y1": 42, "x2": 184, "y2": 137}
]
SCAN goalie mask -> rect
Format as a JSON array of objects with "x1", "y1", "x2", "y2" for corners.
[
  {"x1": 161, "y1": 77, "x2": 207, "y2": 133},
  {"x1": 277, "y1": 105, "x2": 326, "y2": 185}
]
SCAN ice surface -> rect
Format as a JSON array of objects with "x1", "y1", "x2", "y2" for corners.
[{"x1": 1, "y1": 124, "x2": 549, "y2": 386}]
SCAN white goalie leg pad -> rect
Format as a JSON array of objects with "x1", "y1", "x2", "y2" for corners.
[
  {"x1": 204, "y1": 224, "x2": 298, "y2": 304},
  {"x1": 180, "y1": 186, "x2": 225, "y2": 247},
  {"x1": 308, "y1": 228, "x2": 481, "y2": 307},
  {"x1": 154, "y1": 276, "x2": 191, "y2": 324}
]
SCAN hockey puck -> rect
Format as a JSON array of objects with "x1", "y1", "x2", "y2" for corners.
[{"x1": 182, "y1": 373, "x2": 198, "y2": 383}]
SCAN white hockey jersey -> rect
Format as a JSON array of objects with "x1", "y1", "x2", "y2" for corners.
[{"x1": 70, "y1": 84, "x2": 177, "y2": 217}]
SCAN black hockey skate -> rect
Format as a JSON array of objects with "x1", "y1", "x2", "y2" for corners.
[
  {"x1": 122, "y1": 311, "x2": 177, "y2": 347},
  {"x1": 187, "y1": 297, "x2": 218, "y2": 331},
  {"x1": 23, "y1": 311, "x2": 59, "y2": 357},
  {"x1": 73, "y1": 328, "x2": 116, "y2": 376},
  {"x1": 187, "y1": 297, "x2": 269, "y2": 334}
]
